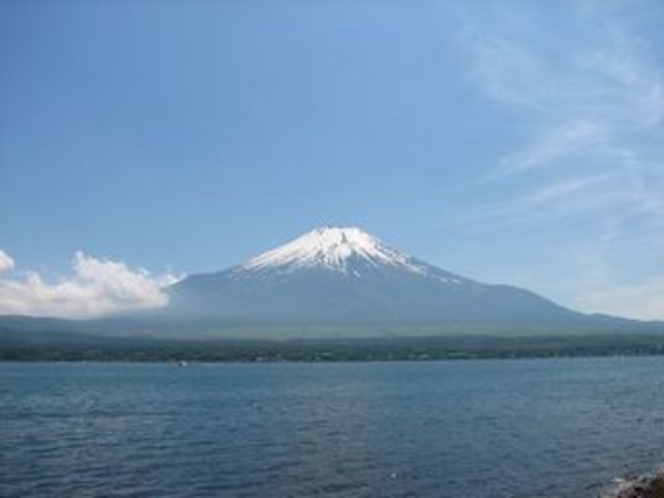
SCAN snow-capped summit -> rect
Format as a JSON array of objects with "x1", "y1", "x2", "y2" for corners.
[
  {"x1": 242, "y1": 226, "x2": 420, "y2": 274},
  {"x1": 167, "y1": 225, "x2": 587, "y2": 332}
]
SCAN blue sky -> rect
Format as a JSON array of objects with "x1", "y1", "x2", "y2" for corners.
[{"x1": 1, "y1": 0, "x2": 663, "y2": 319}]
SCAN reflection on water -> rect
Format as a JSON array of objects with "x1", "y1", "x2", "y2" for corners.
[{"x1": 2, "y1": 358, "x2": 664, "y2": 497}]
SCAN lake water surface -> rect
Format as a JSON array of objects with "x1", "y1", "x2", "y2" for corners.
[{"x1": 2, "y1": 357, "x2": 664, "y2": 497}]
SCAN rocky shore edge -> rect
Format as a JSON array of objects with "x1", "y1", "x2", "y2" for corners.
[{"x1": 602, "y1": 467, "x2": 664, "y2": 498}]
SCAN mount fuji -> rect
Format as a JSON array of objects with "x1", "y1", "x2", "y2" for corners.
[
  {"x1": 0, "y1": 226, "x2": 658, "y2": 345},
  {"x1": 164, "y1": 226, "x2": 622, "y2": 334}
]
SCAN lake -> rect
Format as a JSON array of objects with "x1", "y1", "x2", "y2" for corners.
[{"x1": 2, "y1": 357, "x2": 663, "y2": 497}]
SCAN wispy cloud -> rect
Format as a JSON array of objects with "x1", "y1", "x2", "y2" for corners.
[
  {"x1": 452, "y1": 1, "x2": 664, "y2": 318},
  {"x1": 0, "y1": 250, "x2": 181, "y2": 318},
  {"x1": 466, "y1": 13, "x2": 663, "y2": 132},
  {"x1": 451, "y1": 172, "x2": 624, "y2": 226},
  {"x1": 0, "y1": 250, "x2": 14, "y2": 273},
  {"x1": 497, "y1": 120, "x2": 608, "y2": 175}
]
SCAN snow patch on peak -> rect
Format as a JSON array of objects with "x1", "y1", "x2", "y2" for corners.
[{"x1": 241, "y1": 226, "x2": 426, "y2": 275}]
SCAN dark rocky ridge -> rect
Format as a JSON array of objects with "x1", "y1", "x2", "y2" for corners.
[{"x1": 604, "y1": 468, "x2": 664, "y2": 498}]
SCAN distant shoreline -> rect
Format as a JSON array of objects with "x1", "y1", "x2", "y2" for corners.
[
  {"x1": 3, "y1": 353, "x2": 664, "y2": 364},
  {"x1": 3, "y1": 332, "x2": 664, "y2": 363}
]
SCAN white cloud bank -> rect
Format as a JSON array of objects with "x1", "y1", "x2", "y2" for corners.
[{"x1": 0, "y1": 250, "x2": 181, "y2": 318}]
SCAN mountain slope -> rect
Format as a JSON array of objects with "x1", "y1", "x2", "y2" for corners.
[
  {"x1": 167, "y1": 226, "x2": 593, "y2": 328},
  {"x1": 0, "y1": 226, "x2": 659, "y2": 341}
]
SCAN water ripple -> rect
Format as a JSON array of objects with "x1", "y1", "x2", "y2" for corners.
[{"x1": 2, "y1": 358, "x2": 664, "y2": 497}]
